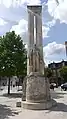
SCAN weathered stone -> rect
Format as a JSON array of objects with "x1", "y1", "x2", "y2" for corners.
[
  {"x1": 22, "y1": 76, "x2": 27, "y2": 101},
  {"x1": 22, "y1": 5, "x2": 57, "y2": 110},
  {"x1": 26, "y1": 72, "x2": 51, "y2": 103},
  {"x1": 27, "y1": 5, "x2": 44, "y2": 75},
  {"x1": 16, "y1": 101, "x2": 21, "y2": 107},
  {"x1": 22, "y1": 99, "x2": 56, "y2": 110}
]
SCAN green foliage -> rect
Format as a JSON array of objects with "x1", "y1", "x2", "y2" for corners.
[
  {"x1": 44, "y1": 68, "x2": 53, "y2": 78},
  {"x1": 59, "y1": 66, "x2": 67, "y2": 82},
  {"x1": 0, "y1": 31, "x2": 27, "y2": 77}
]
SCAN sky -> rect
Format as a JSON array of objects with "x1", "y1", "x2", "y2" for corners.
[{"x1": 0, "y1": 0, "x2": 67, "y2": 66}]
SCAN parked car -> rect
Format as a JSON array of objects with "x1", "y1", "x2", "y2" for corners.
[
  {"x1": 50, "y1": 83, "x2": 57, "y2": 87},
  {"x1": 61, "y1": 83, "x2": 67, "y2": 91}
]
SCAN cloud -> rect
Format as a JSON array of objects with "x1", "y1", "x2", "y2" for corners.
[
  {"x1": 10, "y1": 19, "x2": 28, "y2": 34},
  {"x1": 0, "y1": 18, "x2": 7, "y2": 25},
  {"x1": 0, "y1": 0, "x2": 57, "y2": 42},
  {"x1": 26, "y1": 0, "x2": 41, "y2": 5},
  {"x1": 47, "y1": 0, "x2": 57, "y2": 16},
  {"x1": 42, "y1": 19, "x2": 56, "y2": 39},
  {"x1": 43, "y1": 42, "x2": 65, "y2": 57},
  {"x1": 0, "y1": 0, "x2": 48, "y2": 43},
  {"x1": 48, "y1": 0, "x2": 67, "y2": 24},
  {"x1": 10, "y1": 19, "x2": 28, "y2": 44},
  {"x1": 10, "y1": 18, "x2": 50, "y2": 43},
  {"x1": 0, "y1": 0, "x2": 41, "y2": 23},
  {"x1": 44, "y1": 59, "x2": 64, "y2": 66},
  {"x1": 0, "y1": 0, "x2": 41, "y2": 8},
  {"x1": 45, "y1": 19, "x2": 56, "y2": 28},
  {"x1": 42, "y1": 25, "x2": 50, "y2": 38},
  {"x1": 43, "y1": 41, "x2": 66, "y2": 66},
  {"x1": 43, "y1": 58, "x2": 62, "y2": 66},
  {"x1": 44, "y1": 58, "x2": 50, "y2": 66}
]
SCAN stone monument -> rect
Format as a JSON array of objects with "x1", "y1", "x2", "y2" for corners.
[{"x1": 22, "y1": 5, "x2": 56, "y2": 110}]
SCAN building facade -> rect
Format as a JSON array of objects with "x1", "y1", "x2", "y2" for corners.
[{"x1": 48, "y1": 60, "x2": 67, "y2": 85}]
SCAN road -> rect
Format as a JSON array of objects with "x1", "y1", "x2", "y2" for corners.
[{"x1": 0, "y1": 87, "x2": 67, "y2": 119}]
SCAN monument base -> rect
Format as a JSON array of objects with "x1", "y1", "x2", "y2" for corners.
[
  {"x1": 22, "y1": 72, "x2": 57, "y2": 110},
  {"x1": 22, "y1": 99, "x2": 56, "y2": 110}
]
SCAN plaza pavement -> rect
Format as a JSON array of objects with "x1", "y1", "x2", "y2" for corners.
[{"x1": 0, "y1": 86, "x2": 67, "y2": 119}]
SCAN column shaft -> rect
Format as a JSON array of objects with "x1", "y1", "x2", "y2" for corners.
[
  {"x1": 28, "y1": 12, "x2": 34, "y2": 51},
  {"x1": 35, "y1": 14, "x2": 43, "y2": 58},
  {"x1": 27, "y1": 12, "x2": 34, "y2": 74}
]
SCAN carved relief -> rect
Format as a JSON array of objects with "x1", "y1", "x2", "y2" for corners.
[{"x1": 28, "y1": 44, "x2": 41, "y2": 73}]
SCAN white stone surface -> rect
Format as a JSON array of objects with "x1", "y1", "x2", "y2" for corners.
[{"x1": 26, "y1": 73, "x2": 51, "y2": 103}]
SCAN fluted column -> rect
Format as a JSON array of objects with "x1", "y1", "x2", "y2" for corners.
[
  {"x1": 28, "y1": 11, "x2": 34, "y2": 52},
  {"x1": 35, "y1": 13, "x2": 44, "y2": 74},
  {"x1": 27, "y1": 11, "x2": 34, "y2": 74},
  {"x1": 36, "y1": 51, "x2": 40, "y2": 72},
  {"x1": 35, "y1": 12, "x2": 43, "y2": 58}
]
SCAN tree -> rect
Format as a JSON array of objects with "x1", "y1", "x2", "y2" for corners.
[
  {"x1": 44, "y1": 68, "x2": 53, "y2": 78},
  {"x1": 0, "y1": 31, "x2": 27, "y2": 94},
  {"x1": 59, "y1": 66, "x2": 67, "y2": 83}
]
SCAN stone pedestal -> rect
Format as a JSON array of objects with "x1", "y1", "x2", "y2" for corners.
[
  {"x1": 22, "y1": 99, "x2": 56, "y2": 110},
  {"x1": 26, "y1": 72, "x2": 50, "y2": 102},
  {"x1": 22, "y1": 72, "x2": 56, "y2": 110}
]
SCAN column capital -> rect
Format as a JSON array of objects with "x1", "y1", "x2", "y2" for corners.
[{"x1": 27, "y1": 5, "x2": 42, "y2": 14}]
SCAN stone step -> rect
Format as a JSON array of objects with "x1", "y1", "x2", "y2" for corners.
[{"x1": 22, "y1": 99, "x2": 57, "y2": 110}]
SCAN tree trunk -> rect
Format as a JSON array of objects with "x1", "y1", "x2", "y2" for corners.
[
  {"x1": 8, "y1": 77, "x2": 10, "y2": 95},
  {"x1": 55, "y1": 69, "x2": 58, "y2": 87}
]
